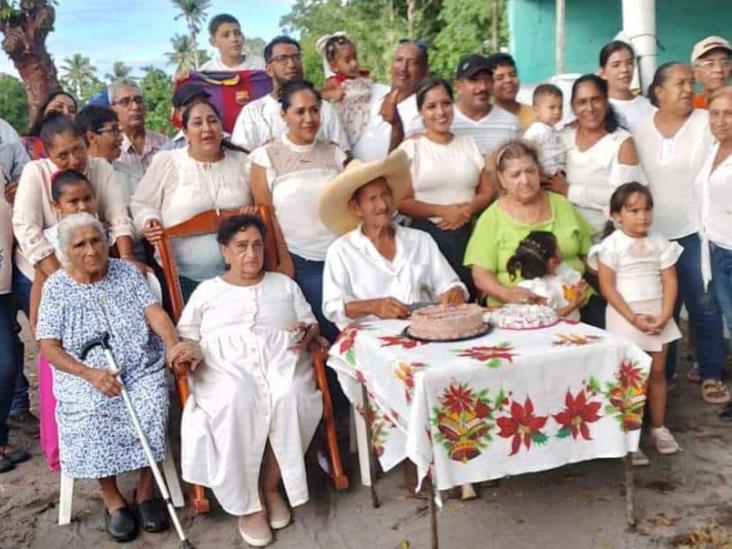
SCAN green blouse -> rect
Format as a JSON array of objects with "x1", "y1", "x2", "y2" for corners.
[{"x1": 464, "y1": 192, "x2": 593, "y2": 303}]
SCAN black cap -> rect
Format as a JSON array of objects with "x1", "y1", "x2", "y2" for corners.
[
  {"x1": 172, "y1": 83, "x2": 211, "y2": 108},
  {"x1": 455, "y1": 54, "x2": 492, "y2": 79}
]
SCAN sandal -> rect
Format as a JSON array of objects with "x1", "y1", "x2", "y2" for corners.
[
  {"x1": 702, "y1": 379, "x2": 731, "y2": 404},
  {"x1": 0, "y1": 455, "x2": 14, "y2": 473},
  {"x1": 687, "y1": 364, "x2": 702, "y2": 383}
]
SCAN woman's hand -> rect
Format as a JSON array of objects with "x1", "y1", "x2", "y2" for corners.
[
  {"x1": 544, "y1": 172, "x2": 569, "y2": 196},
  {"x1": 568, "y1": 280, "x2": 589, "y2": 308},
  {"x1": 646, "y1": 314, "x2": 670, "y2": 334},
  {"x1": 290, "y1": 322, "x2": 318, "y2": 352},
  {"x1": 632, "y1": 314, "x2": 661, "y2": 335},
  {"x1": 239, "y1": 205, "x2": 259, "y2": 216},
  {"x1": 437, "y1": 203, "x2": 472, "y2": 230},
  {"x1": 83, "y1": 367, "x2": 122, "y2": 397},
  {"x1": 504, "y1": 286, "x2": 545, "y2": 305},
  {"x1": 167, "y1": 341, "x2": 203, "y2": 371},
  {"x1": 143, "y1": 220, "x2": 164, "y2": 244},
  {"x1": 438, "y1": 287, "x2": 466, "y2": 305}
]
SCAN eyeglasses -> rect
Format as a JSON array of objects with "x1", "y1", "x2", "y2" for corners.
[
  {"x1": 269, "y1": 53, "x2": 302, "y2": 66},
  {"x1": 113, "y1": 95, "x2": 145, "y2": 108},
  {"x1": 96, "y1": 125, "x2": 121, "y2": 136},
  {"x1": 696, "y1": 58, "x2": 732, "y2": 70}
]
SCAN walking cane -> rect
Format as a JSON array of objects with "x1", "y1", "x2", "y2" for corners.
[{"x1": 81, "y1": 332, "x2": 195, "y2": 549}]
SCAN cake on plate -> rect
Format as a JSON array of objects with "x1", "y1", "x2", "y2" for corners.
[
  {"x1": 408, "y1": 303, "x2": 486, "y2": 341},
  {"x1": 489, "y1": 303, "x2": 558, "y2": 330}
]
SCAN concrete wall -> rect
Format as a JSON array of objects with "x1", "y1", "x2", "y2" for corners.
[{"x1": 509, "y1": 0, "x2": 732, "y2": 84}]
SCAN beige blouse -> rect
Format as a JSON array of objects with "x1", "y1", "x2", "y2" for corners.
[{"x1": 12, "y1": 157, "x2": 133, "y2": 280}]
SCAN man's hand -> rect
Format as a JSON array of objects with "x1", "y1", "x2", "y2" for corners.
[
  {"x1": 143, "y1": 220, "x2": 164, "y2": 244},
  {"x1": 4, "y1": 182, "x2": 18, "y2": 205},
  {"x1": 373, "y1": 297, "x2": 410, "y2": 320},
  {"x1": 379, "y1": 88, "x2": 401, "y2": 126},
  {"x1": 438, "y1": 287, "x2": 466, "y2": 305}
]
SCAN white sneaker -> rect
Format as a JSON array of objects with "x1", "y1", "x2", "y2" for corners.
[
  {"x1": 631, "y1": 448, "x2": 649, "y2": 466},
  {"x1": 238, "y1": 513, "x2": 273, "y2": 547},
  {"x1": 651, "y1": 426, "x2": 681, "y2": 455}
]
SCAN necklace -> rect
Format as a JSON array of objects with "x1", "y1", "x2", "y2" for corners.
[{"x1": 194, "y1": 158, "x2": 226, "y2": 215}]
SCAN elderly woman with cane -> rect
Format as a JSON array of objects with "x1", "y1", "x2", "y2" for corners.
[{"x1": 36, "y1": 212, "x2": 199, "y2": 543}]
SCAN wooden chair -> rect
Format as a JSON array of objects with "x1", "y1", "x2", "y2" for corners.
[{"x1": 153, "y1": 206, "x2": 349, "y2": 513}]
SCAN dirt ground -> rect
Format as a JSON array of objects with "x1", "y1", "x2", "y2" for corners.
[{"x1": 3, "y1": 321, "x2": 732, "y2": 549}]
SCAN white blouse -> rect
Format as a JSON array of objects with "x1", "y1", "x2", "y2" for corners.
[
  {"x1": 696, "y1": 141, "x2": 732, "y2": 286},
  {"x1": 398, "y1": 134, "x2": 484, "y2": 222},
  {"x1": 588, "y1": 230, "x2": 682, "y2": 303},
  {"x1": 632, "y1": 109, "x2": 711, "y2": 240},
  {"x1": 130, "y1": 147, "x2": 252, "y2": 281},
  {"x1": 609, "y1": 95, "x2": 656, "y2": 130},
  {"x1": 517, "y1": 262, "x2": 583, "y2": 321},
  {"x1": 250, "y1": 135, "x2": 346, "y2": 261},
  {"x1": 322, "y1": 224, "x2": 467, "y2": 329},
  {"x1": 562, "y1": 126, "x2": 646, "y2": 234}
]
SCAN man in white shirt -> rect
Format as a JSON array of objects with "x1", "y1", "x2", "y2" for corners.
[
  {"x1": 231, "y1": 36, "x2": 349, "y2": 152},
  {"x1": 0, "y1": 117, "x2": 19, "y2": 145},
  {"x1": 351, "y1": 40, "x2": 429, "y2": 161},
  {"x1": 199, "y1": 13, "x2": 265, "y2": 72},
  {"x1": 319, "y1": 151, "x2": 467, "y2": 329},
  {"x1": 109, "y1": 79, "x2": 165, "y2": 180},
  {"x1": 451, "y1": 54, "x2": 521, "y2": 155}
]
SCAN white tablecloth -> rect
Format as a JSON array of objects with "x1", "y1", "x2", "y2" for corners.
[{"x1": 327, "y1": 319, "x2": 651, "y2": 491}]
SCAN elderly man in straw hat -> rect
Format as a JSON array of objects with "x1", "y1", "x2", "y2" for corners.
[{"x1": 319, "y1": 150, "x2": 467, "y2": 329}]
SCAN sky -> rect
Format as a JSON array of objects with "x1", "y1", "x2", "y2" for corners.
[{"x1": 0, "y1": 0, "x2": 295, "y2": 79}]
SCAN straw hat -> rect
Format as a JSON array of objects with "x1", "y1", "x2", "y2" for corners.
[{"x1": 318, "y1": 149, "x2": 410, "y2": 235}]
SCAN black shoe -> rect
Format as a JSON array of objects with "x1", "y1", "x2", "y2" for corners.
[
  {"x1": 105, "y1": 506, "x2": 138, "y2": 542},
  {"x1": 0, "y1": 455, "x2": 14, "y2": 474},
  {"x1": 3, "y1": 448, "x2": 31, "y2": 465},
  {"x1": 719, "y1": 403, "x2": 732, "y2": 421},
  {"x1": 136, "y1": 497, "x2": 169, "y2": 533}
]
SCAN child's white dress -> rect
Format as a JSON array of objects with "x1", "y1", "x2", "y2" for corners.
[
  {"x1": 517, "y1": 262, "x2": 583, "y2": 321},
  {"x1": 327, "y1": 74, "x2": 372, "y2": 147},
  {"x1": 588, "y1": 230, "x2": 683, "y2": 351}
]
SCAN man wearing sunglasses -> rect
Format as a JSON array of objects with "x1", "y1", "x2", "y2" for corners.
[
  {"x1": 108, "y1": 79, "x2": 165, "y2": 181},
  {"x1": 232, "y1": 35, "x2": 349, "y2": 153}
]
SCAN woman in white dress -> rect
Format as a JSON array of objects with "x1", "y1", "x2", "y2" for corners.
[
  {"x1": 132, "y1": 100, "x2": 258, "y2": 300},
  {"x1": 249, "y1": 80, "x2": 347, "y2": 342},
  {"x1": 696, "y1": 86, "x2": 732, "y2": 416},
  {"x1": 632, "y1": 62, "x2": 727, "y2": 399},
  {"x1": 397, "y1": 77, "x2": 492, "y2": 298},
  {"x1": 598, "y1": 40, "x2": 655, "y2": 129},
  {"x1": 546, "y1": 74, "x2": 645, "y2": 237},
  {"x1": 178, "y1": 214, "x2": 322, "y2": 547}
]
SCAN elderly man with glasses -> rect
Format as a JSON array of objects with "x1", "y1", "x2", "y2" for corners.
[
  {"x1": 231, "y1": 35, "x2": 349, "y2": 153},
  {"x1": 692, "y1": 35, "x2": 732, "y2": 109},
  {"x1": 108, "y1": 79, "x2": 165, "y2": 180}
]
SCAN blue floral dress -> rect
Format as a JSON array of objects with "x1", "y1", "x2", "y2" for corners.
[{"x1": 36, "y1": 259, "x2": 169, "y2": 479}]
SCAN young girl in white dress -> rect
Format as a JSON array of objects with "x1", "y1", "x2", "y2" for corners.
[
  {"x1": 507, "y1": 231, "x2": 587, "y2": 321},
  {"x1": 588, "y1": 182, "x2": 682, "y2": 464}
]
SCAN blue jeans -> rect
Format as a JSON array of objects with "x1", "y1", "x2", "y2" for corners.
[
  {"x1": 666, "y1": 233, "x2": 725, "y2": 380},
  {"x1": 291, "y1": 254, "x2": 347, "y2": 414},
  {"x1": 0, "y1": 294, "x2": 21, "y2": 445},
  {"x1": 711, "y1": 244, "x2": 732, "y2": 355},
  {"x1": 10, "y1": 268, "x2": 31, "y2": 415}
]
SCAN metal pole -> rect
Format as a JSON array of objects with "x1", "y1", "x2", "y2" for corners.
[
  {"x1": 625, "y1": 453, "x2": 636, "y2": 527},
  {"x1": 556, "y1": 0, "x2": 566, "y2": 74}
]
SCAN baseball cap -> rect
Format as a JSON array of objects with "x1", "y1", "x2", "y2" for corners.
[
  {"x1": 87, "y1": 89, "x2": 110, "y2": 108},
  {"x1": 455, "y1": 54, "x2": 492, "y2": 79},
  {"x1": 172, "y1": 83, "x2": 211, "y2": 108},
  {"x1": 691, "y1": 35, "x2": 732, "y2": 64}
]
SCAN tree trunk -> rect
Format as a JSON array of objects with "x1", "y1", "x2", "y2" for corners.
[{"x1": 0, "y1": 1, "x2": 59, "y2": 130}]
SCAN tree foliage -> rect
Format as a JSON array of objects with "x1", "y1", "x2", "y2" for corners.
[
  {"x1": 171, "y1": 0, "x2": 211, "y2": 69},
  {"x1": 166, "y1": 33, "x2": 209, "y2": 75},
  {"x1": 280, "y1": 0, "x2": 508, "y2": 85},
  {"x1": 60, "y1": 53, "x2": 104, "y2": 104},
  {"x1": 0, "y1": 72, "x2": 28, "y2": 132},
  {"x1": 105, "y1": 61, "x2": 133, "y2": 83},
  {"x1": 139, "y1": 66, "x2": 174, "y2": 136}
]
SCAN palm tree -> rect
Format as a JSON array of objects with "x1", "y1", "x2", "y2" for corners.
[
  {"x1": 105, "y1": 61, "x2": 133, "y2": 83},
  {"x1": 171, "y1": 0, "x2": 212, "y2": 69},
  {"x1": 61, "y1": 54, "x2": 98, "y2": 100},
  {"x1": 166, "y1": 34, "x2": 209, "y2": 76},
  {"x1": 0, "y1": 0, "x2": 59, "y2": 123}
]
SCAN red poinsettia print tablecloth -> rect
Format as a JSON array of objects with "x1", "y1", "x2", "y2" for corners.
[{"x1": 327, "y1": 319, "x2": 651, "y2": 491}]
